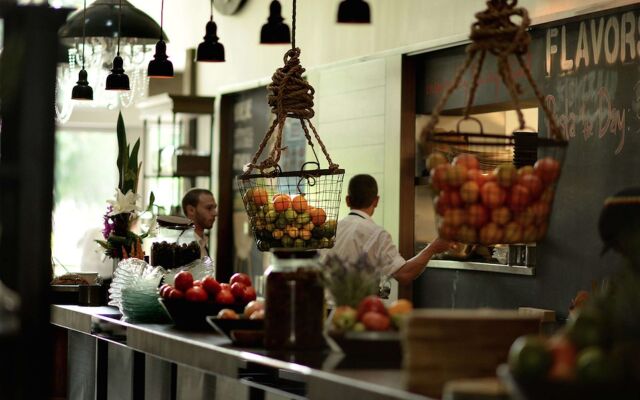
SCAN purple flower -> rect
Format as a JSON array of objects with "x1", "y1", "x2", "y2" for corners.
[{"x1": 102, "y1": 205, "x2": 115, "y2": 239}]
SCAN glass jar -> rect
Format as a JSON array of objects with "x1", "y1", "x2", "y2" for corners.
[{"x1": 264, "y1": 249, "x2": 325, "y2": 350}]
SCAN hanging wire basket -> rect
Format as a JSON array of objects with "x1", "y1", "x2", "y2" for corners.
[
  {"x1": 422, "y1": 0, "x2": 568, "y2": 245},
  {"x1": 236, "y1": 9, "x2": 344, "y2": 252}
]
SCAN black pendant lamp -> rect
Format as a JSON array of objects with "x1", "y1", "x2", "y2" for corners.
[
  {"x1": 260, "y1": 0, "x2": 291, "y2": 45},
  {"x1": 72, "y1": 0, "x2": 93, "y2": 100},
  {"x1": 148, "y1": 0, "x2": 174, "y2": 78},
  {"x1": 106, "y1": 0, "x2": 130, "y2": 90},
  {"x1": 337, "y1": 0, "x2": 371, "y2": 24},
  {"x1": 196, "y1": 0, "x2": 225, "y2": 62}
]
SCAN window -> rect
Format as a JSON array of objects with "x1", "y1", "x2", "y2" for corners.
[{"x1": 52, "y1": 129, "x2": 117, "y2": 275}]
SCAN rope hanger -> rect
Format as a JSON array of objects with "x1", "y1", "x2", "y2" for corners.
[
  {"x1": 424, "y1": 0, "x2": 562, "y2": 141},
  {"x1": 242, "y1": 0, "x2": 339, "y2": 178}
]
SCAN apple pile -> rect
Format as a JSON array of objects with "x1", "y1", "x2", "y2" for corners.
[
  {"x1": 427, "y1": 152, "x2": 561, "y2": 244},
  {"x1": 331, "y1": 296, "x2": 413, "y2": 333},
  {"x1": 242, "y1": 188, "x2": 337, "y2": 251},
  {"x1": 159, "y1": 272, "x2": 257, "y2": 305}
]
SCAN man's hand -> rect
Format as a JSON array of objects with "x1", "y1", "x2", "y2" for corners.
[{"x1": 426, "y1": 237, "x2": 457, "y2": 255}]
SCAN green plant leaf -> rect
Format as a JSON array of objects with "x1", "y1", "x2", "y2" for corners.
[
  {"x1": 116, "y1": 112, "x2": 127, "y2": 190},
  {"x1": 147, "y1": 191, "x2": 156, "y2": 212}
]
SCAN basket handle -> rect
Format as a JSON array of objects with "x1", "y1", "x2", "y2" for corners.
[
  {"x1": 424, "y1": 0, "x2": 564, "y2": 143},
  {"x1": 456, "y1": 116, "x2": 484, "y2": 135}
]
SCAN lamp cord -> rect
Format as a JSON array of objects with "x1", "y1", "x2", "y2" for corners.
[
  {"x1": 160, "y1": 0, "x2": 164, "y2": 40},
  {"x1": 81, "y1": 0, "x2": 86, "y2": 69},
  {"x1": 210, "y1": 0, "x2": 213, "y2": 22},
  {"x1": 117, "y1": 0, "x2": 122, "y2": 56},
  {"x1": 292, "y1": 0, "x2": 296, "y2": 49}
]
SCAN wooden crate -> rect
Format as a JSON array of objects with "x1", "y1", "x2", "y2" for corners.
[{"x1": 403, "y1": 309, "x2": 540, "y2": 398}]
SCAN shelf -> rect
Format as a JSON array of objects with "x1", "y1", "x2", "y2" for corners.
[
  {"x1": 426, "y1": 259, "x2": 535, "y2": 276},
  {"x1": 144, "y1": 173, "x2": 210, "y2": 179}
]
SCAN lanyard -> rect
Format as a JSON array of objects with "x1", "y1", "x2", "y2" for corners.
[{"x1": 348, "y1": 212, "x2": 366, "y2": 219}]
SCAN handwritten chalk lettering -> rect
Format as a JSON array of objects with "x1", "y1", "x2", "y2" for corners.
[
  {"x1": 234, "y1": 98, "x2": 252, "y2": 122},
  {"x1": 546, "y1": 11, "x2": 639, "y2": 75},
  {"x1": 544, "y1": 86, "x2": 625, "y2": 154}
]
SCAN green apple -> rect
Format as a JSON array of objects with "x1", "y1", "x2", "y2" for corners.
[
  {"x1": 294, "y1": 238, "x2": 305, "y2": 248},
  {"x1": 275, "y1": 215, "x2": 287, "y2": 229},
  {"x1": 295, "y1": 212, "x2": 311, "y2": 225},
  {"x1": 265, "y1": 210, "x2": 278, "y2": 223},
  {"x1": 284, "y1": 209, "x2": 297, "y2": 222},
  {"x1": 281, "y1": 236, "x2": 294, "y2": 248}
]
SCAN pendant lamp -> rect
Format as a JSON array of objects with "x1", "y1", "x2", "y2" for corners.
[
  {"x1": 148, "y1": 0, "x2": 174, "y2": 78},
  {"x1": 196, "y1": 0, "x2": 225, "y2": 62},
  {"x1": 337, "y1": 0, "x2": 371, "y2": 24},
  {"x1": 106, "y1": 0, "x2": 130, "y2": 90},
  {"x1": 260, "y1": 0, "x2": 291, "y2": 45},
  {"x1": 72, "y1": 0, "x2": 93, "y2": 100}
]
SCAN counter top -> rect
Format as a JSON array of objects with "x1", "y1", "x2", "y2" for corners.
[{"x1": 51, "y1": 304, "x2": 431, "y2": 400}]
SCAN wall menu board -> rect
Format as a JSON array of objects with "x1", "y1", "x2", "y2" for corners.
[
  {"x1": 414, "y1": 4, "x2": 640, "y2": 316},
  {"x1": 222, "y1": 86, "x2": 307, "y2": 279}
]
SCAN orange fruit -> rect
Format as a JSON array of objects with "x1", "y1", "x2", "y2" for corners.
[
  {"x1": 309, "y1": 207, "x2": 327, "y2": 226},
  {"x1": 252, "y1": 188, "x2": 268, "y2": 206},
  {"x1": 387, "y1": 299, "x2": 413, "y2": 316},
  {"x1": 291, "y1": 195, "x2": 309, "y2": 213},
  {"x1": 272, "y1": 194, "x2": 291, "y2": 213}
]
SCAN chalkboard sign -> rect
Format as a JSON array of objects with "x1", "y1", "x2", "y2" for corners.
[
  {"x1": 414, "y1": 5, "x2": 640, "y2": 317},
  {"x1": 224, "y1": 86, "x2": 307, "y2": 278}
]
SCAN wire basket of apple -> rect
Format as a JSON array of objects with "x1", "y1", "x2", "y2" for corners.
[
  {"x1": 158, "y1": 271, "x2": 257, "y2": 330},
  {"x1": 424, "y1": 148, "x2": 566, "y2": 245},
  {"x1": 237, "y1": 172, "x2": 344, "y2": 252}
]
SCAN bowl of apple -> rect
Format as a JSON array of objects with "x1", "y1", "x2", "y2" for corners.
[{"x1": 158, "y1": 271, "x2": 257, "y2": 330}]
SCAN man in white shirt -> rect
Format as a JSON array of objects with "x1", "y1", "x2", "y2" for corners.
[
  {"x1": 330, "y1": 174, "x2": 452, "y2": 284},
  {"x1": 182, "y1": 188, "x2": 218, "y2": 257}
]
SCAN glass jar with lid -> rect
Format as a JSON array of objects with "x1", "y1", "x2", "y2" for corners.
[{"x1": 264, "y1": 249, "x2": 325, "y2": 350}]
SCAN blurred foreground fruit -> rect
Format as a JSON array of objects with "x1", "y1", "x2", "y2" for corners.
[{"x1": 508, "y1": 335, "x2": 552, "y2": 380}]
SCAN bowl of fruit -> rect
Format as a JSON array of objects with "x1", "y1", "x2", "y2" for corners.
[
  {"x1": 327, "y1": 296, "x2": 413, "y2": 360},
  {"x1": 206, "y1": 300, "x2": 265, "y2": 347},
  {"x1": 158, "y1": 271, "x2": 257, "y2": 330}
]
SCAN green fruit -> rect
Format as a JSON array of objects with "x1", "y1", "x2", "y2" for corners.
[
  {"x1": 284, "y1": 209, "x2": 297, "y2": 222},
  {"x1": 265, "y1": 210, "x2": 278, "y2": 223},
  {"x1": 263, "y1": 204, "x2": 276, "y2": 213},
  {"x1": 323, "y1": 219, "x2": 338, "y2": 238},
  {"x1": 332, "y1": 306, "x2": 357, "y2": 332},
  {"x1": 566, "y1": 310, "x2": 606, "y2": 349},
  {"x1": 508, "y1": 335, "x2": 552, "y2": 381},
  {"x1": 281, "y1": 236, "x2": 294, "y2": 248},
  {"x1": 319, "y1": 237, "x2": 330, "y2": 248},
  {"x1": 576, "y1": 347, "x2": 612, "y2": 383},
  {"x1": 265, "y1": 223, "x2": 275, "y2": 232},
  {"x1": 295, "y1": 212, "x2": 311, "y2": 225},
  {"x1": 294, "y1": 238, "x2": 305, "y2": 248},
  {"x1": 308, "y1": 239, "x2": 319, "y2": 248},
  {"x1": 275, "y1": 216, "x2": 287, "y2": 229},
  {"x1": 352, "y1": 322, "x2": 366, "y2": 332}
]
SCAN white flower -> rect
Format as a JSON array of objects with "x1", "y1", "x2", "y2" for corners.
[
  {"x1": 107, "y1": 189, "x2": 142, "y2": 216},
  {"x1": 146, "y1": 214, "x2": 159, "y2": 238}
]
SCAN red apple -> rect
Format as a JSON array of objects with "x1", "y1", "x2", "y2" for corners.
[
  {"x1": 437, "y1": 222, "x2": 458, "y2": 240},
  {"x1": 531, "y1": 201, "x2": 550, "y2": 224},
  {"x1": 468, "y1": 169, "x2": 491, "y2": 187},
  {"x1": 174, "y1": 271, "x2": 194, "y2": 292},
  {"x1": 509, "y1": 184, "x2": 532, "y2": 212},
  {"x1": 433, "y1": 195, "x2": 448, "y2": 216},
  {"x1": 230, "y1": 272, "x2": 252, "y2": 287},
  {"x1": 518, "y1": 173, "x2": 543, "y2": 199},
  {"x1": 491, "y1": 206, "x2": 511, "y2": 225},
  {"x1": 522, "y1": 225, "x2": 538, "y2": 243},
  {"x1": 361, "y1": 311, "x2": 391, "y2": 331},
  {"x1": 456, "y1": 225, "x2": 477, "y2": 243},
  {"x1": 534, "y1": 157, "x2": 560, "y2": 184},
  {"x1": 185, "y1": 286, "x2": 208, "y2": 302},
  {"x1": 452, "y1": 153, "x2": 479, "y2": 170},
  {"x1": 494, "y1": 164, "x2": 518, "y2": 188},
  {"x1": 357, "y1": 295, "x2": 388, "y2": 320},
  {"x1": 242, "y1": 286, "x2": 257, "y2": 303},
  {"x1": 540, "y1": 187, "x2": 555, "y2": 204},
  {"x1": 230, "y1": 282, "x2": 247, "y2": 300},
  {"x1": 201, "y1": 276, "x2": 221, "y2": 298},
  {"x1": 159, "y1": 284, "x2": 172, "y2": 298},
  {"x1": 168, "y1": 288, "x2": 184, "y2": 300},
  {"x1": 503, "y1": 221, "x2": 524, "y2": 243},
  {"x1": 466, "y1": 204, "x2": 489, "y2": 228},
  {"x1": 426, "y1": 152, "x2": 448, "y2": 170},
  {"x1": 460, "y1": 181, "x2": 480, "y2": 204},
  {"x1": 515, "y1": 207, "x2": 535, "y2": 226},
  {"x1": 446, "y1": 164, "x2": 468, "y2": 188},
  {"x1": 480, "y1": 182, "x2": 506, "y2": 208},
  {"x1": 220, "y1": 283, "x2": 231, "y2": 291},
  {"x1": 443, "y1": 208, "x2": 466, "y2": 227},
  {"x1": 517, "y1": 165, "x2": 535, "y2": 176},
  {"x1": 440, "y1": 190, "x2": 463, "y2": 208},
  {"x1": 430, "y1": 164, "x2": 451, "y2": 191},
  {"x1": 193, "y1": 280, "x2": 203, "y2": 287},
  {"x1": 215, "y1": 289, "x2": 235, "y2": 305},
  {"x1": 479, "y1": 223, "x2": 504, "y2": 245}
]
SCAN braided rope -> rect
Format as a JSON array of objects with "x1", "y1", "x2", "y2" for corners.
[{"x1": 425, "y1": 0, "x2": 564, "y2": 142}]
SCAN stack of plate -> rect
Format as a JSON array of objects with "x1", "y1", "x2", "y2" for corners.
[{"x1": 121, "y1": 279, "x2": 170, "y2": 323}]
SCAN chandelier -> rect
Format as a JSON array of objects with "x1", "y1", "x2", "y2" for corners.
[{"x1": 56, "y1": 0, "x2": 167, "y2": 123}]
